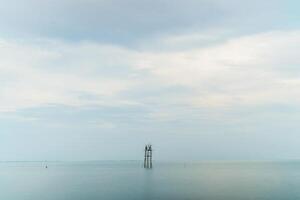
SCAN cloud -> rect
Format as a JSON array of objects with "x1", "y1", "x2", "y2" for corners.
[
  {"x1": 134, "y1": 30, "x2": 300, "y2": 108},
  {"x1": 0, "y1": 0, "x2": 285, "y2": 44},
  {"x1": 0, "y1": 39, "x2": 137, "y2": 112},
  {"x1": 1, "y1": 30, "x2": 300, "y2": 113}
]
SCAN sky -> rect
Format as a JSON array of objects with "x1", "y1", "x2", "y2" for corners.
[{"x1": 1, "y1": 0, "x2": 300, "y2": 161}]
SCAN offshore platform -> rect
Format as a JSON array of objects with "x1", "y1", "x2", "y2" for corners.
[{"x1": 144, "y1": 144, "x2": 152, "y2": 168}]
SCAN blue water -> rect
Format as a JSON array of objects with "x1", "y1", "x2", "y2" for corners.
[{"x1": 1, "y1": 161, "x2": 300, "y2": 200}]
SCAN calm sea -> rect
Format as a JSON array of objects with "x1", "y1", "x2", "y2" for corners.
[{"x1": 1, "y1": 161, "x2": 300, "y2": 200}]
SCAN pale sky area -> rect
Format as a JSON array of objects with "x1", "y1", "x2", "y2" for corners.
[{"x1": 1, "y1": 0, "x2": 300, "y2": 161}]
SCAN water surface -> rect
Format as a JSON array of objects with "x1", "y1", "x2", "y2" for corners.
[{"x1": 1, "y1": 161, "x2": 300, "y2": 200}]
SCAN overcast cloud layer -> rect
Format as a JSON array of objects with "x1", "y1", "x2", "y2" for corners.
[{"x1": 1, "y1": 0, "x2": 300, "y2": 161}]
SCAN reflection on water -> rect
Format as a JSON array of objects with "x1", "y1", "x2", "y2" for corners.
[
  {"x1": 143, "y1": 168, "x2": 154, "y2": 200},
  {"x1": 0, "y1": 161, "x2": 300, "y2": 200}
]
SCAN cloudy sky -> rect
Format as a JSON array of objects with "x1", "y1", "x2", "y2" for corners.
[{"x1": 1, "y1": 0, "x2": 300, "y2": 161}]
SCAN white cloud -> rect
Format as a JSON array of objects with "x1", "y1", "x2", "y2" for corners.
[
  {"x1": 134, "y1": 30, "x2": 300, "y2": 108},
  {"x1": 1, "y1": 30, "x2": 300, "y2": 112},
  {"x1": 0, "y1": 39, "x2": 137, "y2": 112}
]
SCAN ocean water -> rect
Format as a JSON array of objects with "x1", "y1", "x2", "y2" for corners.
[{"x1": 1, "y1": 161, "x2": 300, "y2": 200}]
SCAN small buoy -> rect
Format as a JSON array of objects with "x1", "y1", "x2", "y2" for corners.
[{"x1": 45, "y1": 165, "x2": 48, "y2": 169}]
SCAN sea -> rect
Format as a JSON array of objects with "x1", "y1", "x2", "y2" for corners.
[{"x1": 1, "y1": 161, "x2": 300, "y2": 200}]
